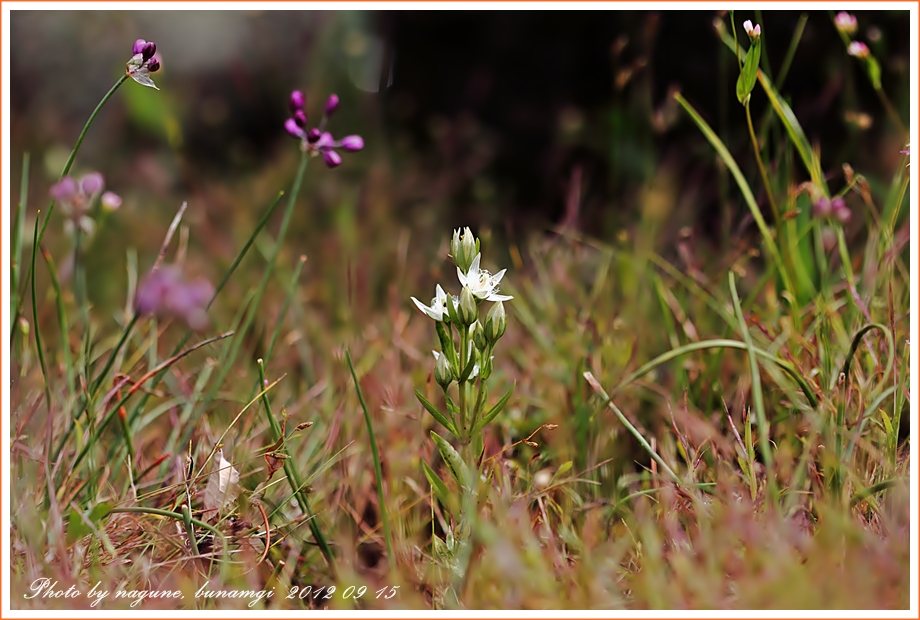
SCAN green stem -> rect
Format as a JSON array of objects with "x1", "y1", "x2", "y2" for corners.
[
  {"x1": 12, "y1": 75, "x2": 129, "y2": 339},
  {"x1": 345, "y1": 350, "x2": 395, "y2": 569},
  {"x1": 11, "y1": 152, "x2": 30, "y2": 345},
  {"x1": 30, "y1": 215, "x2": 53, "y2": 426},
  {"x1": 256, "y1": 361, "x2": 335, "y2": 571},
  {"x1": 458, "y1": 328, "x2": 469, "y2": 440}
]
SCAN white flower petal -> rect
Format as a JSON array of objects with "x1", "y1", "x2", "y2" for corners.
[
  {"x1": 487, "y1": 293, "x2": 513, "y2": 302},
  {"x1": 411, "y1": 296, "x2": 439, "y2": 320}
]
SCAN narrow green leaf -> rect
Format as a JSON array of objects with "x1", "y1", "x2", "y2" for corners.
[
  {"x1": 472, "y1": 384, "x2": 515, "y2": 434},
  {"x1": 422, "y1": 461, "x2": 451, "y2": 508},
  {"x1": 458, "y1": 351, "x2": 477, "y2": 382},
  {"x1": 430, "y1": 431, "x2": 469, "y2": 489},
  {"x1": 736, "y1": 38, "x2": 761, "y2": 103},
  {"x1": 555, "y1": 461, "x2": 574, "y2": 478},
  {"x1": 415, "y1": 390, "x2": 457, "y2": 435}
]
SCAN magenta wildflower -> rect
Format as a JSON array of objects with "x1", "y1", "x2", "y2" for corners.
[
  {"x1": 284, "y1": 89, "x2": 364, "y2": 168},
  {"x1": 135, "y1": 264, "x2": 214, "y2": 330},
  {"x1": 50, "y1": 172, "x2": 110, "y2": 235},
  {"x1": 813, "y1": 195, "x2": 851, "y2": 225},
  {"x1": 126, "y1": 38, "x2": 162, "y2": 90}
]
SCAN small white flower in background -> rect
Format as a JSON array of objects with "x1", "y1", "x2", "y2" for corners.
[
  {"x1": 457, "y1": 253, "x2": 513, "y2": 302},
  {"x1": 203, "y1": 449, "x2": 241, "y2": 513},
  {"x1": 848, "y1": 41, "x2": 870, "y2": 59},
  {"x1": 411, "y1": 283, "x2": 453, "y2": 322},
  {"x1": 743, "y1": 20, "x2": 761, "y2": 39}
]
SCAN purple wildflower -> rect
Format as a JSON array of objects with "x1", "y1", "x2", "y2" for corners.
[
  {"x1": 284, "y1": 89, "x2": 364, "y2": 168},
  {"x1": 50, "y1": 172, "x2": 108, "y2": 235},
  {"x1": 126, "y1": 38, "x2": 162, "y2": 90},
  {"x1": 135, "y1": 264, "x2": 214, "y2": 330},
  {"x1": 830, "y1": 197, "x2": 851, "y2": 225},
  {"x1": 812, "y1": 196, "x2": 832, "y2": 219}
]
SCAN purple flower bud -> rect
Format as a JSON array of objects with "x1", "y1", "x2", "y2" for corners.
[
  {"x1": 307, "y1": 128, "x2": 321, "y2": 143},
  {"x1": 142, "y1": 41, "x2": 157, "y2": 61},
  {"x1": 315, "y1": 131, "x2": 335, "y2": 149},
  {"x1": 284, "y1": 118, "x2": 304, "y2": 139},
  {"x1": 289, "y1": 90, "x2": 305, "y2": 113},
  {"x1": 80, "y1": 172, "x2": 105, "y2": 196},
  {"x1": 812, "y1": 196, "x2": 832, "y2": 219},
  {"x1": 831, "y1": 197, "x2": 851, "y2": 224},
  {"x1": 834, "y1": 207, "x2": 852, "y2": 225},
  {"x1": 323, "y1": 150, "x2": 342, "y2": 168},
  {"x1": 50, "y1": 177, "x2": 78, "y2": 203},
  {"x1": 146, "y1": 58, "x2": 161, "y2": 73},
  {"x1": 293, "y1": 110, "x2": 308, "y2": 128},
  {"x1": 324, "y1": 94, "x2": 340, "y2": 116},
  {"x1": 339, "y1": 135, "x2": 364, "y2": 152},
  {"x1": 133, "y1": 39, "x2": 147, "y2": 55},
  {"x1": 101, "y1": 191, "x2": 122, "y2": 211}
]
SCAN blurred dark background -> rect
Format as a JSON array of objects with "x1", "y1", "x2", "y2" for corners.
[{"x1": 10, "y1": 10, "x2": 911, "y2": 279}]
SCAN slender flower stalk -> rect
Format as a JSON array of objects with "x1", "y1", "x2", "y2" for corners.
[{"x1": 410, "y1": 227, "x2": 515, "y2": 586}]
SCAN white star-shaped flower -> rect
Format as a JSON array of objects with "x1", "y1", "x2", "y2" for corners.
[
  {"x1": 411, "y1": 284, "x2": 452, "y2": 321},
  {"x1": 456, "y1": 253, "x2": 512, "y2": 302}
]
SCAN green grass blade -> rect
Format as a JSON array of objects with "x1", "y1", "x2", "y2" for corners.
[
  {"x1": 346, "y1": 349, "x2": 395, "y2": 569},
  {"x1": 729, "y1": 272, "x2": 776, "y2": 506}
]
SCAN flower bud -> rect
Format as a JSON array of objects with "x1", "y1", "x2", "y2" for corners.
[
  {"x1": 484, "y1": 300, "x2": 507, "y2": 343},
  {"x1": 451, "y1": 226, "x2": 478, "y2": 273},
  {"x1": 289, "y1": 90, "x2": 305, "y2": 112},
  {"x1": 340, "y1": 135, "x2": 364, "y2": 151},
  {"x1": 830, "y1": 197, "x2": 851, "y2": 224},
  {"x1": 458, "y1": 287, "x2": 478, "y2": 326},
  {"x1": 101, "y1": 191, "x2": 122, "y2": 211},
  {"x1": 146, "y1": 57, "x2": 161, "y2": 73},
  {"x1": 50, "y1": 177, "x2": 78, "y2": 203},
  {"x1": 325, "y1": 94, "x2": 340, "y2": 116},
  {"x1": 471, "y1": 320, "x2": 487, "y2": 351},
  {"x1": 284, "y1": 118, "x2": 303, "y2": 139},
  {"x1": 133, "y1": 39, "x2": 147, "y2": 55},
  {"x1": 812, "y1": 196, "x2": 832, "y2": 219},
  {"x1": 141, "y1": 41, "x2": 157, "y2": 61},
  {"x1": 835, "y1": 12, "x2": 858, "y2": 35},
  {"x1": 307, "y1": 128, "x2": 322, "y2": 143},
  {"x1": 434, "y1": 352, "x2": 455, "y2": 390},
  {"x1": 293, "y1": 110, "x2": 308, "y2": 128},
  {"x1": 323, "y1": 150, "x2": 342, "y2": 168},
  {"x1": 848, "y1": 41, "x2": 869, "y2": 59},
  {"x1": 743, "y1": 20, "x2": 761, "y2": 39},
  {"x1": 81, "y1": 172, "x2": 105, "y2": 196}
]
